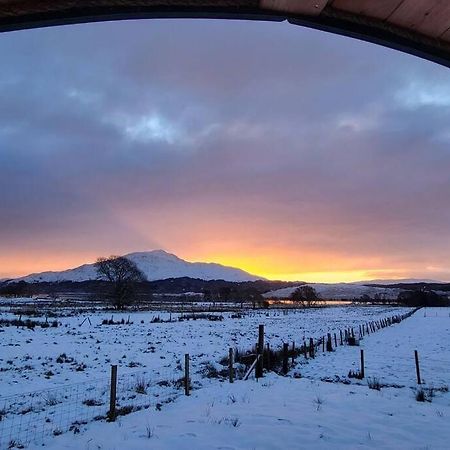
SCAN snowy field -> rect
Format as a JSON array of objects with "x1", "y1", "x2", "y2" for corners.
[
  {"x1": 1, "y1": 304, "x2": 450, "y2": 449},
  {"x1": 299, "y1": 306, "x2": 450, "y2": 389},
  {"x1": 37, "y1": 373, "x2": 450, "y2": 450},
  {"x1": 0, "y1": 305, "x2": 410, "y2": 395}
]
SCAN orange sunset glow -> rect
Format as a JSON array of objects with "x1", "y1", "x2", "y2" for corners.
[{"x1": 1, "y1": 19, "x2": 450, "y2": 283}]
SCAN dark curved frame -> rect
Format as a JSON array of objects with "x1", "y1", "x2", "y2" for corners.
[{"x1": 0, "y1": 4, "x2": 449, "y2": 68}]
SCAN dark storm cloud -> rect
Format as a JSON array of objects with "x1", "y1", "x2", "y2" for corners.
[{"x1": 1, "y1": 19, "x2": 450, "y2": 279}]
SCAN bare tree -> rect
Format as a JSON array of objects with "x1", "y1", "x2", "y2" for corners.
[
  {"x1": 290, "y1": 285, "x2": 320, "y2": 308},
  {"x1": 95, "y1": 256, "x2": 146, "y2": 310},
  {"x1": 243, "y1": 288, "x2": 264, "y2": 309}
]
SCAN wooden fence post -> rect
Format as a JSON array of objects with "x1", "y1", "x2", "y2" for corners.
[
  {"x1": 326, "y1": 333, "x2": 333, "y2": 352},
  {"x1": 108, "y1": 364, "x2": 117, "y2": 422},
  {"x1": 309, "y1": 338, "x2": 314, "y2": 358},
  {"x1": 256, "y1": 324, "x2": 264, "y2": 378},
  {"x1": 360, "y1": 349, "x2": 365, "y2": 378},
  {"x1": 414, "y1": 350, "x2": 422, "y2": 384},
  {"x1": 229, "y1": 348, "x2": 234, "y2": 383},
  {"x1": 184, "y1": 353, "x2": 190, "y2": 396},
  {"x1": 282, "y1": 343, "x2": 289, "y2": 375},
  {"x1": 291, "y1": 341, "x2": 295, "y2": 365}
]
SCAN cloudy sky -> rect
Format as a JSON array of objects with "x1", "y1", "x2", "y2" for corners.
[{"x1": 1, "y1": 18, "x2": 450, "y2": 282}]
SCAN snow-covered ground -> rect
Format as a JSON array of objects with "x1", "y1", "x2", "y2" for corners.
[
  {"x1": 0, "y1": 305, "x2": 409, "y2": 395},
  {"x1": 2, "y1": 305, "x2": 450, "y2": 449},
  {"x1": 299, "y1": 306, "x2": 450, "y2": 388},
  {"x1": 35, "y1": 374, "x2": 450, "y2": 450}
]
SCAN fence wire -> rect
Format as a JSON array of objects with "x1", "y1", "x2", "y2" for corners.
[
  {"x1": 0, "y1": 377, "x2": 107, "y2": 449},
  {"x1": 115, "y1": 365, "x2": 184, "y2": 413},
  {"x1": 0, "y1": 363, "x2": 183, "y2": 450}
]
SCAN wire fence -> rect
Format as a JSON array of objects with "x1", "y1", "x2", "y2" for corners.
[
  {"x1": 0, "y1": 364, "x2": 184, "y2": 450},
  {"x1": 345, "y1": 351, "x2": 450, "y2": 388},
  {"x1": 0, "y1": 378, "x2": 107, "y2": 449}
]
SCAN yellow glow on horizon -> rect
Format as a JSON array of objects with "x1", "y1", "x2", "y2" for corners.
[
  {"x1": 2, "y1": 248, "x2": 412, "y2": 284},
  {"x1": 258, "y1": 270, "x2": 373, "y2": 283},
  {"x1": 190, "y1": 254, "x2": 386, "y2": 283}
]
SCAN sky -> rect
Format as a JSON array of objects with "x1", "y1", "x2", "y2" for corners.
[{"x1": 1, "y1": 18, "x2": 450, "y2": 283}]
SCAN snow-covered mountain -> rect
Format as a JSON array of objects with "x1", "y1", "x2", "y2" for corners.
[
  {"x1": 264, "y1": 283, "x2": 401, "y2": 301},
  {"x1": 13, "y1": 250, "x2": 263, "y2": 283}
]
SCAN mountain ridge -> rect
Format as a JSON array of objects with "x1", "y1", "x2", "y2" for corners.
[{"x1": 11, "y1": 250, "x2": 264, "y2": 283}]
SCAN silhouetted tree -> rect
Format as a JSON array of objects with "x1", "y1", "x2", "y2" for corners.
[
  {"x1": 95, "y1": 256, "x2": 146, "y2": 309},
  {"x1": 243, "y1": 288, "x2": 264, "y2": 309},
  {"x1": 290, "y1": 285, "x2": 320, "y2": 308},
  {"x1": 203, "y1": 289, "x2": 219, "y2": 307},
  {"x1": 218, "y1": 286, "x2": 232, "y2": 302},
  {"x1": 203, "y1": 289, "x2": 212, "y2": 301}
]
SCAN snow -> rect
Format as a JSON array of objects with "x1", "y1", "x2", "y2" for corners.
[
  {"x1": 0, "y1": 305, "x2": 408, "y2": 395},
  {"x1": 13, "y1": 250, "x2": 263, "y2": 283},
  {"x1": 18, "y1": 306, "x2": 450, "y2": 450},
  {"x1": 2, "y1": 305, "x2": 450, "y2": 449},
  {"x1": 265, "y1": 283, "x2": 401, "y2": 300},
  {"x1": 32, "y1": 374, "x2": 450, "y2": 450},
  {"x1": 299, "y1": 306, "x2": 450, "y2": 388}
]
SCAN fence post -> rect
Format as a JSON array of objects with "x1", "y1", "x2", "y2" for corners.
[
  {"x1": 282, "y1": 343, "x2": 289, "y2": 375},
  {"x1": 360, "y1": 349, "x2": 365, "y2": 378},
  {"x1": 229, "y1": 348, "x2": 234, "y2": 383},
  {"x1": 108, "y1": 364, "x2": 117, "y2": 422},
  {"x1": 414, "y1": 350, "x2": 422, "y2": 384},
  {"x1": 184, "y1": 353, "x2": 190, "y2": 396},
  {"x1": 256, "y1": 324, "x2": 264, "y2": 378},
  {"x1": 266, "y1": 343, "x2": 271, "y2": 370},
  {"x1": 326, "y1": 333, "x2": 333, "y2": 352},
  {"x1": 309, "y1": 338, "x2": 315, "y2": 358},
  {"x1": 291, "y1": 341, "x2": 295, "y2": 365}
]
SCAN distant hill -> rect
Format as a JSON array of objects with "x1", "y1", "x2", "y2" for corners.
[
  {"x1": 264, "y1": 282, "x2": 401, "y2": 301},
  {"x1": 264, "y1": 281, "x2": 450, "y2": 301},
  {"x1": 10, "y1": 250, "x2": 264, "y2": 283}
]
